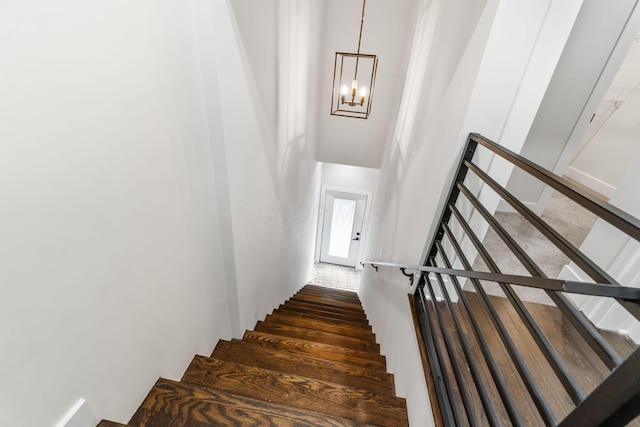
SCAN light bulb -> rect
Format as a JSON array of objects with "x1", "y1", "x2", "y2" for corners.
[
  {"x1": 359, "y1": 86, "x2": 366, "y2": 105},
  {"x1": 340, "y1": 84, "x2": 347, "y2": 103},
  {"x1": 351, "y1": 79, "x2": 358, "y2": 90}
]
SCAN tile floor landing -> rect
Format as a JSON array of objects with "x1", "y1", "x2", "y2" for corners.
[{"x1": 310, "y1": 263, "x2": 361, "y2": 292}]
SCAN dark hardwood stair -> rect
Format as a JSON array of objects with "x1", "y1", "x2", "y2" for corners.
[{"x1": 99, "y1": 284, "x2": 408, "y2": 426}]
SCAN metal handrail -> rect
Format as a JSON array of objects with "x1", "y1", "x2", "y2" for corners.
[
  {"x1": 471, "y1": 133, "x2": 640, "y2": 242},
  {"x1": 364, "y1": 133, "x2": 640, "y2": 426},
  {"x1": 362, "y1": 261, "x2": 640, "y2": 301}
]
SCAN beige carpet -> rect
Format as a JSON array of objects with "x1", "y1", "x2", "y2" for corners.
[{"x1": 467, "y1": 190, "x2": 597, "y2": 305}]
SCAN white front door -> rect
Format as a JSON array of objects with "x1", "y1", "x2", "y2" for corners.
[{"x1": 319, "y1": 190, "x2": 367, "y2": 267}]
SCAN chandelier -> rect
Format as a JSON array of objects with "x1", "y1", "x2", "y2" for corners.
[{"x1": 330, "y1": 0, "x2": 378, "y2": 119}]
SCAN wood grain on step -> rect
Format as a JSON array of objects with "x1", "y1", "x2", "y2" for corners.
[
  {"x1": 275, "y1": 306, "x2": 372, "y2": 329},
  {"x1": 255, "y1": 320, "x2": 379, "y2": 352},
  {"x1": 212, "y1": 339, "x2": 395, "y2": 395},
  {"x1": 241, "y1": 331, "x2": 386, "y2": 369},
  {"x1": 128, "y1": 378, "x2": 365, "y2": 427},
  {"x1": 294, "y1": 291, "x2": 363, "y2": 306},
  {"x1": 279, "y1": 302, "x2": 370, "y2": 325},
  {"x1": 265, "y1": 312, "x2": 376, "y2": 340},
  {"x1": 301, "y1": 285, "x2": 361, "y2": 300},
  {"x1": 291, "y1": 294, "x2": 365, "y2": 312},
  {"x1": 181, "y1": 356, "x2": 408, "y2": 425},
  {"x1": 283, "y1": 299, "x2": 369, "y2": 320}
]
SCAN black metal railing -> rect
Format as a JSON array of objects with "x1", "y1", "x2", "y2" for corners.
[{"x1": 364, "y1": 133, "x2": 640, "y2": 426}]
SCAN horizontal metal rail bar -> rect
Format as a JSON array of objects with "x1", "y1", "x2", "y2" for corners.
[
  {"x1": 362, "y1": 261, "x2": 640, "y2": 301},
  {"x1": 442, "y1": 224, "x2": 557, "y2": 425},
  {"x1": 435, "y1": 244, "x2": 524, "y2": 426},
  {"x1": 457, "y1": 182, "x2": 622, "y2": 369},
  {"x1": 470, "y1": 133, "x2": 640, "y2": 242},
  {"x1": 465, "y1": 160, "x2": 640, "y2": 320},
  {"x1": 449, "y1": 204, "x2": 586, "y2": 404}
]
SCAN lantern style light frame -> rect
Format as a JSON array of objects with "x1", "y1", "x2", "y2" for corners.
[{"x1": 330, "y1": 0, "x2": 378, "y2": 119}]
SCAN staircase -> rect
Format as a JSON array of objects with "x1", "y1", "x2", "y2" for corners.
[{"x1": 98, "y1": 284, "x2": 409, "y2": 426}]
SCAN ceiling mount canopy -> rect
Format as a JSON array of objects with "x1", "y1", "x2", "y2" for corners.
[{"x1": 330, "y1": 0, "x2": 378, "y2": 120}]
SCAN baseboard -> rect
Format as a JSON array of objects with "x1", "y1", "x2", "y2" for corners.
[
  {"x1": 565, "y1": 166, "x2": 616, "y2": 199},
  {"x1": 55, "y1": 399, "x2": 98, "y2": 427}
]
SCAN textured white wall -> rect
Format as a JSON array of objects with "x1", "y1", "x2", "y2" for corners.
[{"x1": 0, "y1": 1, "x2": 233, "y2": 425}]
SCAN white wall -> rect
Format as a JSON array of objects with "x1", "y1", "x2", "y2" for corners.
[
  {"x1": 0, "y1": 1, "x2": 322, "y2": 425},
  {"x1": 504, "y1": 0, "x2": 640, "y2": 213},
  {"x1": 0, "y1": 1, "x2": 233, "y2": 425},
  {"x1": 358, "y1": 0, "x2": 584, "y2": 424},
  {"x1": 359, "y1": 0, "x2": 497, "y2": 424},
  {"x1": 315, "y1": 163, "x2": 381, "y2": 268},
  {"x1": 201, "y1": 0, "x2": 322, "y2": 335},
  {"x1": 321, "y1": 163, "x2": 380, "y2": 192},
  {"x1": 566, "y1": 37, "x2": 640, "y2": 198}
]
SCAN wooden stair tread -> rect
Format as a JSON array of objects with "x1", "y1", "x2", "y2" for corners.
[
  {"x1": 280, "y1": 302, "x2": 370, "y2": 323},
  {"x1": 276, "y1": 306, "x2": 372, "y2": 328},
  {"x1": 255, "y1": 320, "x2": 380, "y2": 352},
  {"x1": 181, "y1": 356, "x2": 408, "y2": 425},
  {"x1": 128, "y1": 378, "x2": 366, "y2": 427},
  {"x1": 303, "y1": 284, "x2": 360, "y2": 298},
  {"x1": 284, "y1": 299, "x2": 369, "y2": 319},
  {"x1": 242, "y1": 330, "x2": 387, "y2": 369},
  {"x1": 212, "y1": 339, "x2": 395, "y2": 394},
  {"x1": 265, "y1": 312, "x2": 376, "y2": 340},
  {"x1": 291, "y1": 295, "x2": 366, "y2": 312},
  {"x1": 109, "y1": 285, "x2": 406, "y2": 426},
  {"x1": 296, "y1": 290, "x2": 362, "y2": 305}
]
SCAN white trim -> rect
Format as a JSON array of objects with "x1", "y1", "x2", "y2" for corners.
[
  {"x1": 564, "y1": 166, "x2": 616, "y2": 199},
  {"x1": 55, "y1": 399, "x2": 98, "y2": 427},
  {"x1": 315, "y1": 185, "x2": 374, "y2": 269}
]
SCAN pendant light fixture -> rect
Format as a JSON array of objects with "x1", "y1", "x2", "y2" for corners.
[{"x1": 330, "y1": 0, "x2": 378, "y2": 119}]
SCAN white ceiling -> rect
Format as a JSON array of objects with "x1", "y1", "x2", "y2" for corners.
[
  {"x1": 315, "y1": 0, "x2": 418, "y2": 169},
  {"x1": 230, "y1": 0, "x2": 418, "y2": 170}
]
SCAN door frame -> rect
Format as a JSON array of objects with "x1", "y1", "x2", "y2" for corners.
[{"x1": 314, "y1": 185, "x2": 374, "y2": 269}]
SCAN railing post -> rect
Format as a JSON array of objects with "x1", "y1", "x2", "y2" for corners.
[{"x1": 425, "y1": 135, "x2": 478, "y2": 261}]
